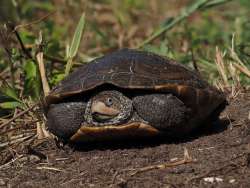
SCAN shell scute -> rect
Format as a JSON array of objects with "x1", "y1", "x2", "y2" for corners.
[{"x1": 46, "y1": 49, "x2": 226, "y2": 114}]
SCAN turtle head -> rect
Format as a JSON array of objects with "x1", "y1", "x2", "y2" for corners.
[{"x1": 86, "y1": 90, "x2": 133, "y2": 125}]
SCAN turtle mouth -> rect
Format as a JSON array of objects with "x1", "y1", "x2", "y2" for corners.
[
  {"x1": 91, "y1": 101, "x2": 120, "y2": 122},
  {"x1": 92, "y1": 112, "x2": 117, "y2": 122}
]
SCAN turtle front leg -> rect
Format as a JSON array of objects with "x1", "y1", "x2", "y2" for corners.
[
  {"x1": 132, "y1": 94, "x2": 190, "y2": 132},
  {"x1": 46, "y1": 102, "x2": 86, "y2": 140}
]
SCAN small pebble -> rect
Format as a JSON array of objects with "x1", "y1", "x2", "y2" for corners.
[
  {"x1": 170, "y1": 157, "x2": 178, "y2": 162},
  {"x1": 203, "y1": 177, "x2": 223, "y2": 183},
  {"x1": 0, "y1": 179, "x2": 6, "y2": 186},
  {"x1": 229, "y1": 179, "x2": 236, "y2": 183}
]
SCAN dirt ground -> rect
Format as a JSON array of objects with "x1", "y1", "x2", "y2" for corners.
[{"x1": 0, "y1": 91, "x2": 250, "y2": 188}]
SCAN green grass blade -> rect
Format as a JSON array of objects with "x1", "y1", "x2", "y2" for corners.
[
  {"x1": 136, "y1": 0, "x2": 231, "y2": 48},
  {"x1": 68, "y1": 13, "x2": 86, "y2": 59},
  {"x1": 0, "y1": 101, "x2": 23, "y2": 109},
  {"x1": 0, "y1": 83, "x2": 22, "y2": 103},
  {"x1": 65, "y1": 13, "x2": 86, "y2": 75},
  {"x1": 203, "y1": 0, "x2": 233, "y2": 8},
  {"x1": 23, "y1": 60, "x2": 41, "y2": 99}
]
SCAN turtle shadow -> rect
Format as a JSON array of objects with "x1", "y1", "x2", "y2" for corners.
[
  {"x1": 178, "y1": 117, "x2": 230, "y2": 142},
  {"x1": 69, "y1": 118, "x2": 230, "y2": 151}
]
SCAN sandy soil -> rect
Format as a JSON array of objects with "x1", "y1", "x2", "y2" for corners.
[{"x1": 0, "y1": 91, "x2": 249, "y2": 188}]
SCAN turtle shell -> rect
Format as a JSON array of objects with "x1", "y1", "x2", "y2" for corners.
[
  {"x1": 46, "y1": 49, "x2": 228, "y2": 142},
  {"x1": 46, "y1": 49, "x2": 226, "y2": 117}
]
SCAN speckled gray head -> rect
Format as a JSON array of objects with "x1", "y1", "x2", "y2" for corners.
[{"x1": 85, "y1": 90, "x2": 133, "y2": 126}]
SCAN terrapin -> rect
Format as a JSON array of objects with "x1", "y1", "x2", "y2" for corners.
[{"x1": 45, "y1": 49, "x2": 227, "y2": 143}]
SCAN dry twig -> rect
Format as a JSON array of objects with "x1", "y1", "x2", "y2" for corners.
[
  {"x1": 130, "y1": 148, "x2": 193, "y2": 176},
  {"x1": 0, "y1": 103, "x2": 38, "y2": 129},
  {"x1": 36, "y1": 166, "x2": 64, "y2": 172},
  {"x1": 0, "y1": 154, "x2": 24, "y2": 170},
  {"x1": 111, "y1": 148, "x2": 194, "y2": 186},
  {"x1": 12, "y1": 12, "x2": 55, "y2": 31}
]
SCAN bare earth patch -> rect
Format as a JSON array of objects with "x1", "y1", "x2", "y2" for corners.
[{"x1": 0, "y1": 91, "x2": 250, "y2": 188}]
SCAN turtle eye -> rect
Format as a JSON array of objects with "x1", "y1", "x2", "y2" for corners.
[{"x1": 106, "y1": 98, "x2": 113, "y2": 106}]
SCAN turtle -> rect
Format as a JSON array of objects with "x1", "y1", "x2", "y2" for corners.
[{"x1": 45, "y1": 48, "x2": 227, "y2": 143}]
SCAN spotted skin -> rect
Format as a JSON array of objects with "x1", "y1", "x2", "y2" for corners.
[
  {"x1": 85, "y1": 90, "x2": 133, "y2": 126},
  {"x1": 47, "y1": 102, "x2": 86, "y2": 139},
  {"x1": 133, "y1": 94, "x2": 190, "y2": 131}
]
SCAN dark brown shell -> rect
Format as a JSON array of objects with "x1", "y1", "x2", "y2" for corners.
[{"x1": 46, "y1": 49, "x2": 226, "y2": 118}]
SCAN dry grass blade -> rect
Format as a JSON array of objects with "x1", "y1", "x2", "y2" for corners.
[
  {"x1": 36, "y1": 52, "x2": 50, "y2": 96},
  {"x1": 0, "y1": 25, "x2": 11, "y2": 55},
  {"x1": 36, "y1": 122, "x2": 51, "y2": 140},
  {"x1": 215, "y1": 47, "x2": 229, "y2": 87},
  {"x1": 0, "y1": 103, "x2": 38, "y2": 129},
  {"x1": 0, "y1": 155, "x2": 24, "y2": 170},
  {"x1": 232, "y1": 61, "x2": 250, "y2": 78},
  {"x1": 34, "y1": 38, "x2": 51, "y2": 140},
  {"x1": 36, "y1": 31, "x2": 50, "y2": 96},
  {"x1": 0, "y1": 134, "x2": 34, "y2": 148},
  {"x1": 230, "y1": 34, "x2": 250, "y2": 78},
  {"x1": 130, "y1": 148, "x2": 193, "y2": 176}
]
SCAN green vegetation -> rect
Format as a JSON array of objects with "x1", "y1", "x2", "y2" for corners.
[{"x1": 0, "y1": 0, "x2": 249, "y2": 142}]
